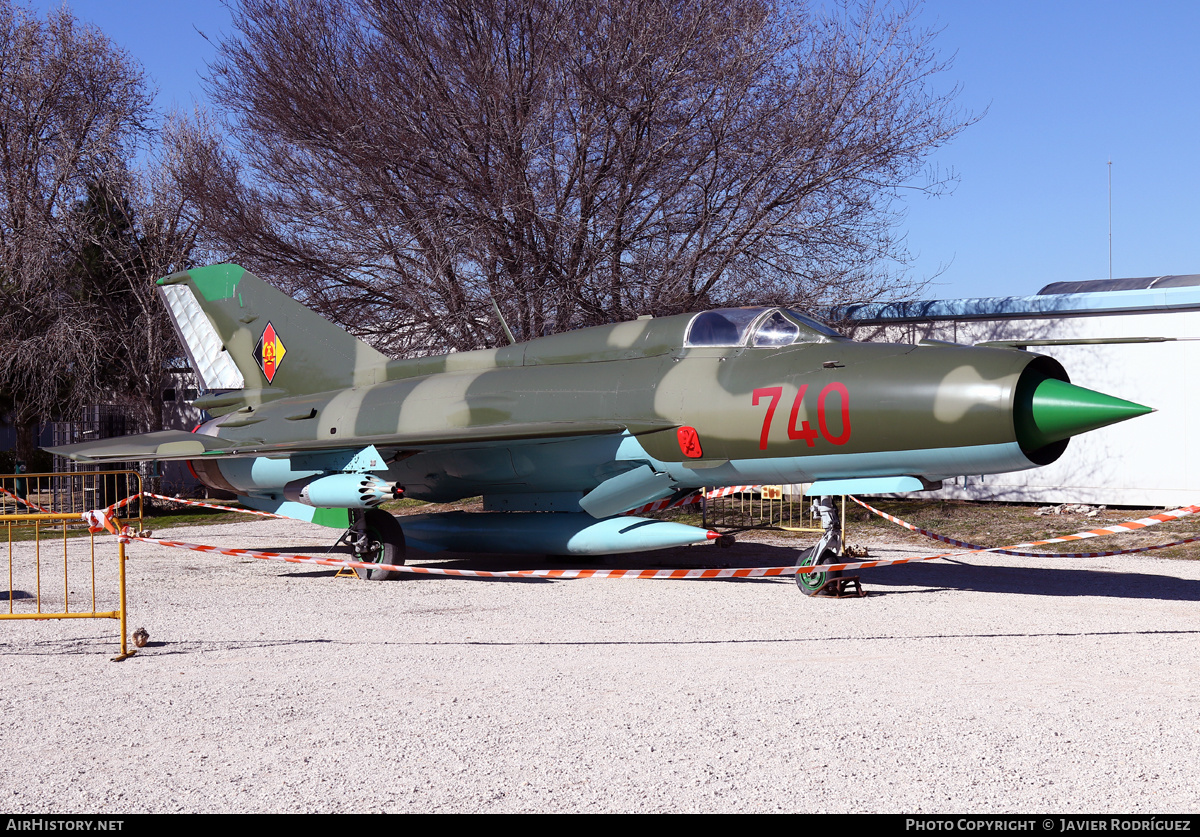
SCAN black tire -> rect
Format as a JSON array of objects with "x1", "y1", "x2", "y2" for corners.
[
  {"x1": 355, "y1": 509, "x2": 406, "y2": 581},
  {"x1": 795, "y1": 547, "x2": 842, "y2": 596}
]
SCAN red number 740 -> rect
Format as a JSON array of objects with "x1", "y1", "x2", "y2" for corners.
[{"x1": 752, "y1": 384, "x2": 851, "y2": 450}]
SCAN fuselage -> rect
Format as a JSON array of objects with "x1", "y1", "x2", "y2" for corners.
[{"x1": 190, "y1": 307, "x2": 1069, "y2": 508}]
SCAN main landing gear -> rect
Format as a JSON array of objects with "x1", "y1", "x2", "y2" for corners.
[
  {"x1": 796, "y1": 496, "x2": 863, "y2": 597},
  {"x1": 348, "y1": 508, "x2": 406, "y2": 580}
]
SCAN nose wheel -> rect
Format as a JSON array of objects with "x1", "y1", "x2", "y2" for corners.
[
  {"x1": 796, "y1": 545, "x2": 843, "y2": 595},
  {"x1": 349, "y1": 508, "x2": 406, "y2": 580},
  {"x1": 795, "y1": 496, "x2": 851, "y2": 596}
]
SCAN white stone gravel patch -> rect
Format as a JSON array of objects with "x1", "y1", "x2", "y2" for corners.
[{"x1": 2, "y1": 516, "x2": 1198, "y2": 813}]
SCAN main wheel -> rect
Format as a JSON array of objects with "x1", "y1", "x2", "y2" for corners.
[
  {"x1": 354, "y1": 509, "x2": 406, "y2": 581},
  {"x1": 795, "y1": 547, "x2": 842, "y2": 596}
]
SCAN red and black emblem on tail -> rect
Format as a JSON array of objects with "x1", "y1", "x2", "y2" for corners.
[{"x1": 254, "y1": 321, "x2": 287, "y2": 384}]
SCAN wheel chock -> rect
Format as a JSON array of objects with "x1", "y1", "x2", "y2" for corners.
[{"x1": 811, "y1": 575, "x2": 865, "y2": 598}]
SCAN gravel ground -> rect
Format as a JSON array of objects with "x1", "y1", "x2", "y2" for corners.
[{"x1": 2, "y1": 514, "x2": 1199, "y2": 813}]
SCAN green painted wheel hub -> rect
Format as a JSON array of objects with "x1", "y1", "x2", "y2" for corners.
[{"x1": 797, "y1": 551, "x2": 827, "y2": 593}]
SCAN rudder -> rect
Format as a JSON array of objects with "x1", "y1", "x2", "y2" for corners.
[{"x1": 158, "y1": 264, "x2": 388, "y2": 399}]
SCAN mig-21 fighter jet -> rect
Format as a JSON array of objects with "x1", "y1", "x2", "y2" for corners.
[{"x1": 49, "y1": 265, "x2": 1152, "y2": 587}]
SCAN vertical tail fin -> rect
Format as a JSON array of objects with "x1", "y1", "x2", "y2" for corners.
[{"x1": 158, "y1": 265, "x2": 388, "y2": 401}]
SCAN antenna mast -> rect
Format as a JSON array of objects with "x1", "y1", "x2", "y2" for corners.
[{"x1": 1108, "y1": 159, "x2": 1113, "y2": 281}]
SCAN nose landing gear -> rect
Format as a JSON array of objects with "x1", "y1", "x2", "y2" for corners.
[{"x1": 795, "y1": 496, "x2": 864, "y2": 597}]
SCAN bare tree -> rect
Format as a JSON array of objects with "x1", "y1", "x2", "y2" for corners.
[
  {"x1": 0, "y1": 1, "x2": 153, "y2": 464},
  {"x1": 72, "y1": 119, "x2": 211, "y2": 437},
  {"x1": 191, "y1": 0, "x2": 972, "y2": 353}
]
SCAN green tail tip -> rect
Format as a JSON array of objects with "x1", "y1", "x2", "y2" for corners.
[{"x1": 1018, "y1": 377, "x2": 1153, "y2": 450}]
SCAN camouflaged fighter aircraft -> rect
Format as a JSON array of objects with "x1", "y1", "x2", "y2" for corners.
[{"x1": 49, "y1": 264, "x2": 1151, "y2": 587}]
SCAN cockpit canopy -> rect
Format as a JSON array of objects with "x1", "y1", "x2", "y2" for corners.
[{"x1": 685, "y1": 307, "x2": 845, "y2": 348}]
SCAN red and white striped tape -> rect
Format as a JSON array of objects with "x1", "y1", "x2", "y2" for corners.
[
  {"x1": 623, "y1": 485, "x2": 767, "y2": 515},
  {"x1": 116, "y1": 486, "x2": 768, "y2": 522},
  {"x1": 97, "y1": 492, "x2": 282, "y2": 519},
  {"x1": 0, "y1": 485, "x2": 52, "y2": 513},
  {"x1": 83, "y1": 487, "x2": 1200, "y2": 582},
  {"x1": 104, "y1": 492, "x2": 143, "y2": 514},
  {"x1": 138, "y1": 519, "x2": 1175, "y2": 578},
  {"x1": 623, "y1": 490, "x2": 703, "y2": 516},
  {"x1": 120, "y1": 530, "x2": 960, "y2": 579},
  {"x1": 138, "y1": 492, "x2": 282, "y2": 518},
  {"x1": 851, "y1": 496, "x2": 1200, "y2": 558},
  {"x1": 81, "y1": 508, "x2": 118, "y2": 535},
  {"x1": 703, "y1": 485, "x2": 760, "y2": 499},
  {"x1": 114, "y1": 489, "x2": 1200, "y2": 561}
]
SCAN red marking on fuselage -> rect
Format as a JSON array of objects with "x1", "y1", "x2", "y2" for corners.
[{"x1": 677, "y1": 426, "x2": 703, "y2": 458}]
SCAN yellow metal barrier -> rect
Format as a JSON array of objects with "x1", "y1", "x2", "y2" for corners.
[
  {"x1": 0, "y1": 469, "x2": 144, "y2": 517},
  {"x1": 702, "y1": 485, "x2": 824, "y2": 533},
  {"x1": 1, "y1": 471, "x2": 143, "y2": 660}
]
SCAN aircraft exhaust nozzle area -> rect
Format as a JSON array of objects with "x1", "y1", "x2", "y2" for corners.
[{"x1": 283, "y1": 473, "x2": 401, "y2": 508}]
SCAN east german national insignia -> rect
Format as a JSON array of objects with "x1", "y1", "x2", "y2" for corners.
[{"x1": 254, "y1": 321, "x2": 287, "y2": 384}]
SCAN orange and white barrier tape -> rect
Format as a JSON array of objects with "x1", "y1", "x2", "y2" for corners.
[
  {"x1": 120, "y1": 486, "x2": 771, "y2": 521},
  {"x1": 624, "y1": 485, "x2": 766, "y2": 516},
  {"x1": 122, "y1": 486, "x2": 766, "y2": 522},
  {"x1": 98, "y1": 491, "x2": 282, "y2": 520},
  {"x1": 81, "y1": 508, "x2": 119, "y2": 535},
  {"x1": 704, "y1": 485, "x2": 760, "y2": 499},
  {"x1": 87, "y1": 487, "x2": 1200, "y2": 582},
  {"x1": 851, "y1": 496, "x2": 1200, "y2": 558},
  {"x1": 114, "y1": 520, "x2": 1058, "y2": 580},
  {"x1": 116, "y1": 489, "x2": 1200, "y2": 561},
  {"x1": 103, "y1": 492, "x2": 143, "y2": 515},
  {"x1": 136, "y1": 521, "x2": 1186, "y2": 579},
  {"x1": 624, "y1": 490, "x2": 703, "y2": 516},
  {"x1": 118, "y1": 530, "x2": 924, "y2": 579},
  {"x1": 0, "y1": 485, "x2": 52, "y2": 513},
  {"x1": 137, "y1": 492, "x2": 282, "y2": 518}
]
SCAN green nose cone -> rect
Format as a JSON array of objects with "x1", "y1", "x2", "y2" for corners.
[{"x1": 1017, "y1": 377, "x2": 1153, "y2": 450}]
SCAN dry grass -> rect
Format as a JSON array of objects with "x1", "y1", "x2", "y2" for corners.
[{"x1": 661, "y1": 497, "x2": 1200, "y2": 560}]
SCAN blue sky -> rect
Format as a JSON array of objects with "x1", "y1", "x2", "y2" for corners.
[
  {"x1": 32, "y1": 0, "x2": 1200, "y2": 301},
  {"x1": 907, "y1": 0, "x2": 1200, "y2": 298}
]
